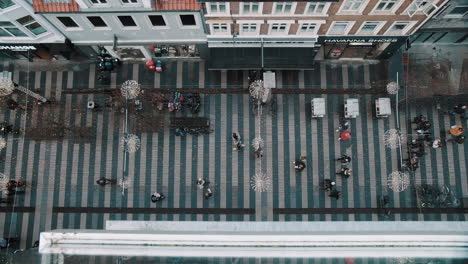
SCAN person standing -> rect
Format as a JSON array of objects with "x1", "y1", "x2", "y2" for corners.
[
  {"x1": 96, "y1": 177, "x2": 116, "y2": 186},
  {"x1": 151, "y1": 192, "x2": 165, "y2": 203},
  {"x1": 449, "y1": 125, "x2": 464, "y2": 137},
  {"x1": 329, "y1": 189, "x2": 341, "y2": 200},
  {"x1": 336, "y1": 154, "x2": 351, "y2": 164}
]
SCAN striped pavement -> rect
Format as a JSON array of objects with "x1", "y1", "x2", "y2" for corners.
[{"x1": 0, "y1": 60, "x2": 466, "y2": 249}]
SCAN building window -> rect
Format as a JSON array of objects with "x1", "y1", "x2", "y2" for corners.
[
  {"x1": 341, "y1": 0, "x2": 367, "y2": 12},
  {"x1": 57, "y1": 17, "x2": 79, "y2": 28},
  {"x1": 241, "y1": 23, "x2": 258, "y2": 34},
  {"x1": 299, "y1": 23, "x2": 317, "y2": 34},
  {"x1": 0, "y1": 0, "x2": 15, "y2": 9},
  {"x1": 386, "y1": 21, "x2": 414, "y2": 35},
  {"x1": 270, "y1": 23, "x2": 288, "y2": 33},
  {"x1": 375, "y1": 0, "x2": 399, "y2": 11},
  {"x1": 446, "y1": 6, "x2": 468, "y2": 18},
  {"x1": 357, "y1": 21, "x2": 383, "y2": 35},
  {"x1": 242, "y1": 2, "x2": 261, "y2": 14},
  {"x1": 208, "y1": 2, "x2": 227, "y2": 14},
  {"x1": 406, "y1": 0, "x2": 436, "y2": 17},
  {"x1": 274, "y1": 2, "x2": 293, "y2": 14},
  {"x1": 87, "y1": 16, "x2": 108, "y2": 27},
  {"x1": 90, "y1": 0, "x2": 107, "y2": 4},
  {"x1": 17, "y1": 16, "x2": 47, "y2": 35},
  {"x1": 122, "y1": 0, "x2": 138, "y2": 3},
  {"x1": 117, "y1": 16, "x2": 137, "y2": 27},
  {"x1": 328, "y1": 21, "x2": 353, "y2": 35},
  {"x1": 305, "y1": 2, "x2": 328, "y2": 15},
  {"x1": 0, "y1": 21, "x2": 27, "y2": 37},
  {"x1": 180, "y1": 15, "x2": 196, "y2": 26},
  {"x1": 212, "y1": 23, "x2": 229, "y2": 34},
  {"x1": 148, "y1": 15, "x2": 166, "y2": 26}
]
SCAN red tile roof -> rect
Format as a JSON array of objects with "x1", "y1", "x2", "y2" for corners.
[
  {"x1": 33, "y1": 0, "x2": 80, "y2": 13},
  {"x1": 153, "y1": 0, "x2": 201, "y2": 11}
]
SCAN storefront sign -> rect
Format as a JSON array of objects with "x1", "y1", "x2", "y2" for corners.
[
  {"x1": 323, "y1": 38, "x2": 399, "y2": 43},
  {"x1": 0, "y1": 45, "x2": 37, "y2": 51}
]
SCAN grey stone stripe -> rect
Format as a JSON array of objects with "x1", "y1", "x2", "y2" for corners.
[
  {"x1": 242, "y1": 71, "x2": 250, "y2": 221},
  {"x1": 115, "y1": 114, "x2": 125, "y2": 221},
  {"x1": 298, "y1": 94, "x2": 308, "y2": 221},
  {"x1": 45, "y1": 71, "x2": 52, "y2": 99},
  {"x1": 69, "y1": 137, "x2": 80, "y2": 228},
  {"x1": 231, "y1": 95, "x2": 239, "y2": 209},
  {"x1": 161, "y1": 116, "x2": 171, "y2": 221},
  {"x1": 172, "y1": 132, "x2": 181, "y2": 221},
  {"x1": 196, "y1": 65, "x2": 206, "y2": 221},
  {"x1": 199, "y1": 61, "x2": 205, "y2": 88},
  {"x1": 275, "y1": 71, "x2": 285, "y2": 222},
  {"x1": 154, "y1": 70, "x2": 160, "y2": 89},
  {"x1": 208, "y1": 89, "x2": 216, "y2": 221},
  {"x1": 355, "y1": 98, "x2": 366, "y2": 213},
  {"x1": 221, "y1": 70, "x2": 227, "y2": 89},
  {"x1": 177, "y1": 61, "x2": 183, "y2": 88},
  {"x1": 150, "y1": 132, "x2": 158, "y2": 221},
  {"x1": 342, "y1": 65, "x2": 349, "y2": 89},
  {"x1": 366, "y1": 96, "x2": 378, "y2": 221},
  {"x1": 364, "y1": 64, "x2": 371, "y2": 89},
  {"x1": 220, "y1": 93, "x2": 227, "y2": 221},
  {"x1": 264, "y1": 99, "x2": 274, "y2": 221},
  {"x1": 298, "y1": 70, "x2": 304, "y2": 89},
  {"x1": 184, "y1": 133, "x2": 193, "y2": 216},
  {"x1": 55, "y1": 71, "x2": 62, "y2": 99},
  {"x1": 388, "y1": 110, "x2": 401, "y2": 220}
]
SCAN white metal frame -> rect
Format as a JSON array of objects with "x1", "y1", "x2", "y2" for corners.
[
  {"x1": 370, "y1": 0, "x2": 403, "y2": 14},
  {"x1": 240, "y1": 2, "x2": 263, "y2": 15},
  {"x1": 337, "y1": 0, "x2": 370, "y2": 14},
  {"x1": 207, "y1": 2, "x2": 230, "y2": 15},
  {"x1": 16, "y1": 15, "x2": 48, "y2": 36},
  {"x1": 304, "y1": 2, "x2": 331, "y2": 16},
  {"x1": 272, "y1": 2, "x2": 296, "y2": 15},
  {"x1": 384, "y1": 21, "x2": 417, "y2": 35},
  {"x1": 237, "y1": 20, "x2": 263, "y2": 36},
  {"x1": 404, "y1": 0, "x2": 439, "y2": 17},
  {"x1": 356, "y1": 21, "x2": 386, "y2": 35},
  {"x1": 268, "y1": 20, "x2": 294, "y2": 35},
  {"x1": 210, "y1": 22, "x2": 230, "y2": 36},
  {"x1": 326, "y1": 21, "x2": 355, "y2": 35},
  {"x1": 296, "y1": 20, "x2": 325, "y2": 36}
]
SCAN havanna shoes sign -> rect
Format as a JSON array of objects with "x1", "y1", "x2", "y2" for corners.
[
  {"x1": 0, "y1": 45, "x2": 37, "y2": 51},
  {"x1": 324, "y1": 38, "x2": 399, "y2": 43}
]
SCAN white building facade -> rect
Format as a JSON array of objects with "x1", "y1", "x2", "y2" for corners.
[
  {"x1": 0, "y1": 0, "x2": 67, "y2": 59},
  {"x1": 34, "y1": 0, "x2": 207, "y2": 60}
]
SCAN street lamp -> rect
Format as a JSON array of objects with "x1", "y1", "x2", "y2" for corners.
[
  {"x1": 0, "y1": 77, "x2": 47, "y2": 102},
  {"x1": 387, "y1": 171, "x2": 410, "y2": 192},
  {"x1": 0, "y1": 138, "x2": 6, "y2": 152},
  {"x1": 251, "y1": 172, "x2": 271, "y2": 193},
  {"x1": 120, "y1": 133, "x2": 141, "y2": 153},
  {"x1": 384, "y1": 129, "x2": 406, "y2": 149},
  {"x1": 120, "y1": 80, "x2": 141, "y2": 100}
]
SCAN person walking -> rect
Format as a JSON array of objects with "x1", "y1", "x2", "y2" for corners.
[
  {"x1": 151, "y1": 192, "x2": 165, "y2": 203},
  {"x1": 204, "y1": 188, "x2": 213, "y2": 199},
  {"x1": 336, "y1": 120, "x2": 350, "y2": 132},
  {"x1": 197, "y1": 178, "x2": 209, "y2": 189},
  {"x1": 431, "y1": 139, "x2": 443, "y2": 149},
  {"x1": 448, "y1": 104, "x2": 466, "y2": 118},
  {"x1": 336, "y1": 154, "x2": 351, "y2": 164},
  {"x1": 416, "y1": 120, "x2": 431, "y2": 131},
  {"x1": 454, "y1": 135, "x2": 465, "y2": 144},
  {"x1": 329, "y1": 189, "x2": 341, "y2": 200},
  {"x1": 96, "y1": 177, "x2": 116, "y2": 186},
  {"x1": 336, "y1": 168, "x2": 352, "y2": 178},
  {"x1": 449, "y1": 125, "x2": 464, "y2": 137},
  {"x1": 322, "y1": 179, "x2": 336, "y2": 191},
  {"x1": 412, "y1": 115, "x2": 427, "y2": 125},
  {"x1": 293, "y1": 156, "x2": 306, "y2": 172}
]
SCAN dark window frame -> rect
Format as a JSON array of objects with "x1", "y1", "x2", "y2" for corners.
[
  {"x1": 148, "y1": 15, "x2": 166, "y2": 27},
  {"x1": 180, "y1": 15, "x2": 196, "y2": 26},
  {"x1": 87, "y1": 16, "x2": 108, "y2": 27},
  {"x1": 117, "y1": 16, "x2": 137, "y2": 27},
  {"x1": 57, "y1": 17, "x2": 79, "y2": 28}
]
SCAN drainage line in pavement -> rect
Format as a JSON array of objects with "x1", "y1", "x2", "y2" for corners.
[
  {"x1": 274, "y1": 208, "x2": 468, "y2": 214},
  {"x1": 53, "y1": 207, "x2": 255, "y2": 214},
  {"x1": 61, "y1": 88, "x2": 387, "y2": 95}
]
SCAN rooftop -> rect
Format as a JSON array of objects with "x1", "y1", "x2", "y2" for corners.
[
  {"x1": 33, "y1": 0, "x2": 79, "y2": 12},
  {"x1": 153, "y1": 0, "x2": 201, "y2": 11}
]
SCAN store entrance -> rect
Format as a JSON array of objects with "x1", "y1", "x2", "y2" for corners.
[{"x1": 324, "y1": 42, "x2": 389, "y2": 60}]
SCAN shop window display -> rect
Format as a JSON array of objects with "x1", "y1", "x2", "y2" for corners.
[{"x1": 151, "y1": 45, "x2": 199, "y2": 58}]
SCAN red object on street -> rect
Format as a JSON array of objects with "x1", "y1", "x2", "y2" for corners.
[
  {"x1": 340, "y1": 130, "x2": 351, "y2": 140},
  {"x1": 146, "y1": 60, "x2": 155, "y2": 67},
  {"x1": 345, "y1": 258, "x2": 355, "y2": 264},
  {"x1": 149, "y1": 65, "x2": 156, "y2": 71}
]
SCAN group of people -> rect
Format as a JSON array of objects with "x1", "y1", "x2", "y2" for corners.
[
  {"x1": 197, "y1": 178, "x2": 213, "y2": 199},
  {"x1": 337, "y1": 120, "x2": 352, "y2": 141},
  {"x1": 1, "y1": 179, "x2": 26, "y2": 204}
]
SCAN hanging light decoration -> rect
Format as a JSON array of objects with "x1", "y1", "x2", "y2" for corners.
[
  {"x1": 251, "y1": 172, "x2": 271, "y2": 193},
  {"x1": 387, "y1": 171, "x2": 410, "y2": 192},
  {"x1": 0, "y1": 77, "x2": 15, "y2": 96},
  {"x1": 120, "y1": 80, "x2": 141, "y2": 100},
  {"x1": 384, "y1": 129, "x2": 406, "y2": 149},
  {"x1": 386, "y1": 81, "x2": 399, "y2": 94},
  {"x1": 120, "y1": 133, "x2": 141, "y2": 153},
  {"x1": 249, "y1": 80, "x2": 264, "y2": 100},
  {"x1": 0, "y1": 138, "x2": 6, "y2": 151}
]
